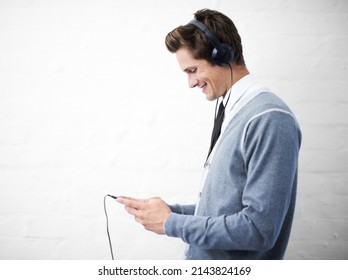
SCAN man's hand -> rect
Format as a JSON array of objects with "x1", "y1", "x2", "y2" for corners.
[{"x1": 116, "y1": 196, "x2": 171, "y2": 235}]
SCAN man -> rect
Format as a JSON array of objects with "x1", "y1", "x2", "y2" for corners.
[{"x1": 116, "y1": 9, "x2": 301, "y2": 260}]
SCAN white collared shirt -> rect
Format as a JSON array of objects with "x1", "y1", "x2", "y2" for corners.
[{"x1": 218, "y1": 74, "x2": 265, "y2": 138}]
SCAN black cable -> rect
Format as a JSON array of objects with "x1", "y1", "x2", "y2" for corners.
[{"x1": 104, "y1": 195, "x2": 115, "y2": 260}]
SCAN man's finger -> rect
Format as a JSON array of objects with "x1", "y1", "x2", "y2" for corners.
[
  {"x1": 116, "y1": 196, "x2": 146, "y2": 210},
  {"x1": 117, "y1": 196, "x2": 145, "y2": 201},
  {"x1": 125, "y1": 206, "x2": 139, "y2": 216}
]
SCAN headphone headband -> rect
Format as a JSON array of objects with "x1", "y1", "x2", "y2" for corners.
[{"x1": 189, "y1": 18, "x2": 234, "y2": 66}]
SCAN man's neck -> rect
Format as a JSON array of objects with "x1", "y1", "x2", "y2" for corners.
[{"x1": 232, "y1": 65, "x2": 250, "y2": 86}]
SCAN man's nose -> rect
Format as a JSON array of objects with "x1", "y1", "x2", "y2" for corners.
[{"x1": 188, "y1": 76, "x2": 198, "y2": 88}]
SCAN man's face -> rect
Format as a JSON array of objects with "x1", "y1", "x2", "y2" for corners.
[{"x1": 176, "y1": 48, "x2": 230, "y2": 101}]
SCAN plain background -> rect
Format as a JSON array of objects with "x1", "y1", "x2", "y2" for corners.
[{"x1": 0, "y1": 0, "x2": 347, "y2": 259}]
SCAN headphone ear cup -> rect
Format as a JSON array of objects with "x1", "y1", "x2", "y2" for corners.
[{"x1": 211, "y1": 43, "x2": 234, "y2": 66}]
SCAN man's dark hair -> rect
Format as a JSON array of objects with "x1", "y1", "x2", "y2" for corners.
[{"x1": 165, "y1": 9, "x2": 245, "y2": 66}]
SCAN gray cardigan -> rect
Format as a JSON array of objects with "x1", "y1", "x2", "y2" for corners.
[{"x1": 165, "y1": 91, "x2": 302, "y2": 260}]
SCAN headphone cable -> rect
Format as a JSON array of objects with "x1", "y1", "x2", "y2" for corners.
[{"x1": 104, "y1": 195, "x2": 115, "y2": 260}]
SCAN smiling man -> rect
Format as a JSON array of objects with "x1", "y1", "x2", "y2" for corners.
[
  {"x1": 175, "y1": 47, "x2": 249, "y2": 101},
  {"x1": 116, "y1": 9, "x2": 302, "y2": 260}
]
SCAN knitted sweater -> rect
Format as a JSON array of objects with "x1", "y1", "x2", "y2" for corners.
[{"x1": 165, "y1": 91, "x2": 302, "y2": 260}]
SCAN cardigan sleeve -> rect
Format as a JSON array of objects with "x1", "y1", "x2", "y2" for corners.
[
  {"x1": 168, "y1": 204, "x2": 196, "y2": 215},
  {"x1": 164, "y1": 111, "x2": 301, "y2": 251}
]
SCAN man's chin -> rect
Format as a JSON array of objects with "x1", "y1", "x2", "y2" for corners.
[{"x1": 205, "y1": 94, "x2": 217, "y2": 101}]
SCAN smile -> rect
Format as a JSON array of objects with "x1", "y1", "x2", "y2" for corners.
[{"x1": 200, "y1": 83, "x2": 207, "y2": 92}]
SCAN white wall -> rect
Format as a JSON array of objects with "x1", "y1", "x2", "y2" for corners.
[{"x1": 0, "y1": 0, "x2": 347, "y2": 260}]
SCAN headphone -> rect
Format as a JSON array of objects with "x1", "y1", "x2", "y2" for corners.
[{"x1": 189, "y1": 18, "x2": 234, "y2": 67}]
